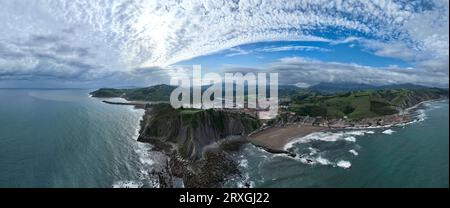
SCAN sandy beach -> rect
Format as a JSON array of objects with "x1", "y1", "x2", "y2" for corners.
[{"x1": 248, "y1": 124, "x2": 326, "y2": 153}]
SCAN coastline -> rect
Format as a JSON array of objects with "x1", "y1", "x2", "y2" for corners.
[
  {"x1": 100, "y1": 95, "x2": 448, "y2": 156},
  {"x1": 92, "y1": 92, "x2": 448, "y2": 186},
  {"x1": 248, "y1": 124, "x2": 326, "y2": 155},
  {"x1": 232, "y1": 100, "x2": 449, "y2": 187},
  {"x1": 100, "y1": 100, "x2": 169, "y2": 108},
  {"x1": 248, "y1": 98, "x2": 449, "y2": 155}
]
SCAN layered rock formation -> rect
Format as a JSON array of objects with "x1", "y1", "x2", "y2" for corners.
[{"x1": 137, "y1": 103, "x2": 261, "y2": 187}]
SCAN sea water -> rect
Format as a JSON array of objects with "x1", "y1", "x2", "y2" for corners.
[
  {"x1": 0, "y1": 89, "x2": 448, "y2": 188},
  {"x1": 0, "y1": 89, "x2": 160, "y2": 188}
]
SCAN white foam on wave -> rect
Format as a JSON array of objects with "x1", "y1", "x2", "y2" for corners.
[
  {"x1": 346, "y1": 131, "x2": 366, "y2": 136},
  {"x1": 308, "y1": 147, "x2": 319, "y2": 156},
  {"x1": 236, "y1": 174, "x2": 255, "y2": 188},
  {"x1": 292, "y1": 154, "x2": 352, "y2": 169},
  {"x1": 231, "y1": 145, "x2": 271, "y2": 188},
  {"x1": 112, "y1": 121, "x2": 161, "y2": 188},
  {"x1": 132, "y1": 124, "x2": 157, "y2": 166},
  {"x1": 344, "y1": 136, "x2": 356, "y2": 142},
  {"x1": 349, "y1": 149, "x2": 359, "y2": 156},
  {"x1": 284, "y1": 130, "x2": 373, "y2": 150},
  {"x1": 336, "y1": 160, "x2": 352, "y2": 169},
  {"x1": 416, "y1": 109, "x2": 427, "y2": 121},
  {"x1": 316, "y1": 156, "x2": 332, "y2": 165},
  {"x1": 113, "y1": 180, "x2": 143, "y2": 188},
  {"x1": 239, "y1": 158, "x2": 249, "y2": 168},
  {"x1": 277, "y1": 151, "x2": 333, "y2": 167},
  {"x1": 246, "y1": 143, "x2": 354, "y2": 176},
  {"x1": 382, "y1": 129, "x2": 395, "y2": 135},
  {"x1": 135, "y1": 142, "x2": 155, "y2": 166},
  {"x1": 298, "y1": 157, "x2": 312, "y2": 164}
]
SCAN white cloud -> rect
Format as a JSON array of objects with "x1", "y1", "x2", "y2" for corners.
[
  {"x1": 225, "y1": 47, "x2": 252, "y2": 57},
  {"x1": 0, "y1": 0, "x2": 448, "y2": 86},
  {"x1": 225, "y1": 44, "x2": 330, "y2": 57},
  {"x1": 256, "y1": 45, "x2": 331, "y2": 53},
  {"x1": 223, "y1": 56, "x2": 449, "y2": 87}
]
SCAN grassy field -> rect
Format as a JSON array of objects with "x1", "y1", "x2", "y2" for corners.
[{"x1": 287, "y1": 88, "x2": 447, "y2": 120}]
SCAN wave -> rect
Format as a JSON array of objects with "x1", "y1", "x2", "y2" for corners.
[
  {"x1": 316, "y1": 156, "x2": 332, "y2": 165},
  {"x1": 336, "y1": 160, "x2": 352, "y2": 169},
  {"x1": 344, "y1": 136, "x2": 356, "y2": 142},
  {"x1": 349, "y1": 149, "x2": 359, "y2": 156},
  {"x1": 113, "y1": 180, "x2": 143, "y2": 188},
  {"x1": 308, "y1": 147, "x2": 319, "y2": 156},
  {"x1": 113, "y1": 120, "x2": 161, "y2": 188},
  {"x1": 236, "y1": 172, "x2": 255, "y2": 188},
  {"x1": 382, "y1": 129, "x2": 395, "y2": 135},
  {"x1": 289, "y1": 154, "x2": 351, "y2": 169},
  {"x1": 416, "y1": 109, "x2": 427, "y2": 121},
  {"x1": 239, "y1": 158, "x2": 249, "y2": 169},
  {"x1": 232, "y1": 151, "x2": 259, "y2": 188},
  {"x1": 284, "y1": 130, "x2": 374, "y2": 150}
]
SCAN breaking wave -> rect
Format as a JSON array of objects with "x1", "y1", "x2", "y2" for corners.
[
  {"x1": 336, "y1": 160, "x2": 352, "y2": 169},
  {"x1": 382, "y1": 129, "x2": 395, "y2": 135},
  {"x1": 112, "y1": 180, "x2": 143, "y2": 188},
  {"x1": 113, "y1": 115, "x2": 161, "y2": 188},
  {"x1": 349, "y1": 149, "x2": 359, "y2": 156},
  {"x1": 284, "y1": 130, "x2": 375, "y2": 151}
]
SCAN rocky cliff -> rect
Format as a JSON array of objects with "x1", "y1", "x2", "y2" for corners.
[
  {"x1": 137, "y1": 103, "x2": 261, "y2": 187},
  {"x1": 390, "y1": 89, "x2": 448, "y2": 109},
  {"x1": 138, "y1": 104, "x2": 260, "y2": 159}
]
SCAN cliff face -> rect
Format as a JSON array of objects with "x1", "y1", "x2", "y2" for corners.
[
  {"x1": 392, "y1": 90, "x2": 448, "y2": 109},
  {"x1": 138, "y1": 104, "x2": 260, "y2": 160},
  {"x1": 136, "y1": 104, "x2": 260, "y2": 187}
]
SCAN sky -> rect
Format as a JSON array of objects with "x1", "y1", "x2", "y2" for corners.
[{"x1": 0, "y1": 0, "x2": 448, "y2": 88}]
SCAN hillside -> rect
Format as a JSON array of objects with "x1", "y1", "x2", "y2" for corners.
[
  {"x1": 308, "y1": 82, "x2": 429, "y2": 93},
  {"x1": 90, "y1": 84, "x2": 175, "y2": 101},
  {"x1": 286, "y1": 88, "x2": 448, "y2": 120},
  {"x1": 138, "y1": 103, "x2": 260, "y2": 159},
  {"x1": 137, "y1": 103, "x2": 261, "y2": 187}
]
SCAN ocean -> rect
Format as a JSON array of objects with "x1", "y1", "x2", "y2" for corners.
[
  {"x1": 0, "y1": 89, "x2": 159, "y2": 188},
  {"x1": 0, "y1": 89, "x2": 448, "y2": 188}
]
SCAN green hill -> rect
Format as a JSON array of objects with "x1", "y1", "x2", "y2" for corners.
[
  {"x1": 90, "y1": 84, "x2": 176, "y2": 101},
  {"x1": 287, "y1": 88, "x2": 448, "y2": 120}
]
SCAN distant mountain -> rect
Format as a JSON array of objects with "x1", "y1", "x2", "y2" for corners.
[
  {"x1": 309, "y1": 82, "x2": 376, "y2": 92},
  {"x1": 308, "y1": 82, "x2": 430, "y2": 92},
  {"x1": 376, "y1": 83, "x2": 429, "y2": 90}
]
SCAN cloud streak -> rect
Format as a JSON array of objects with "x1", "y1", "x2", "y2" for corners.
[
  {"x1": 225, "y1": 45, "x2": 330, "y2": 57},
  {"x1": 224, "y1": 56, "x2": 449, "y2": 88}
]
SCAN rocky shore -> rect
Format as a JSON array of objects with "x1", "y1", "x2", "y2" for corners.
[
  {"x1": 249, "y1": 99, "x2": 444, "y2": 155},
  {"x1": 136, "y1": 104, "x2": 261, "y2": 187}
]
